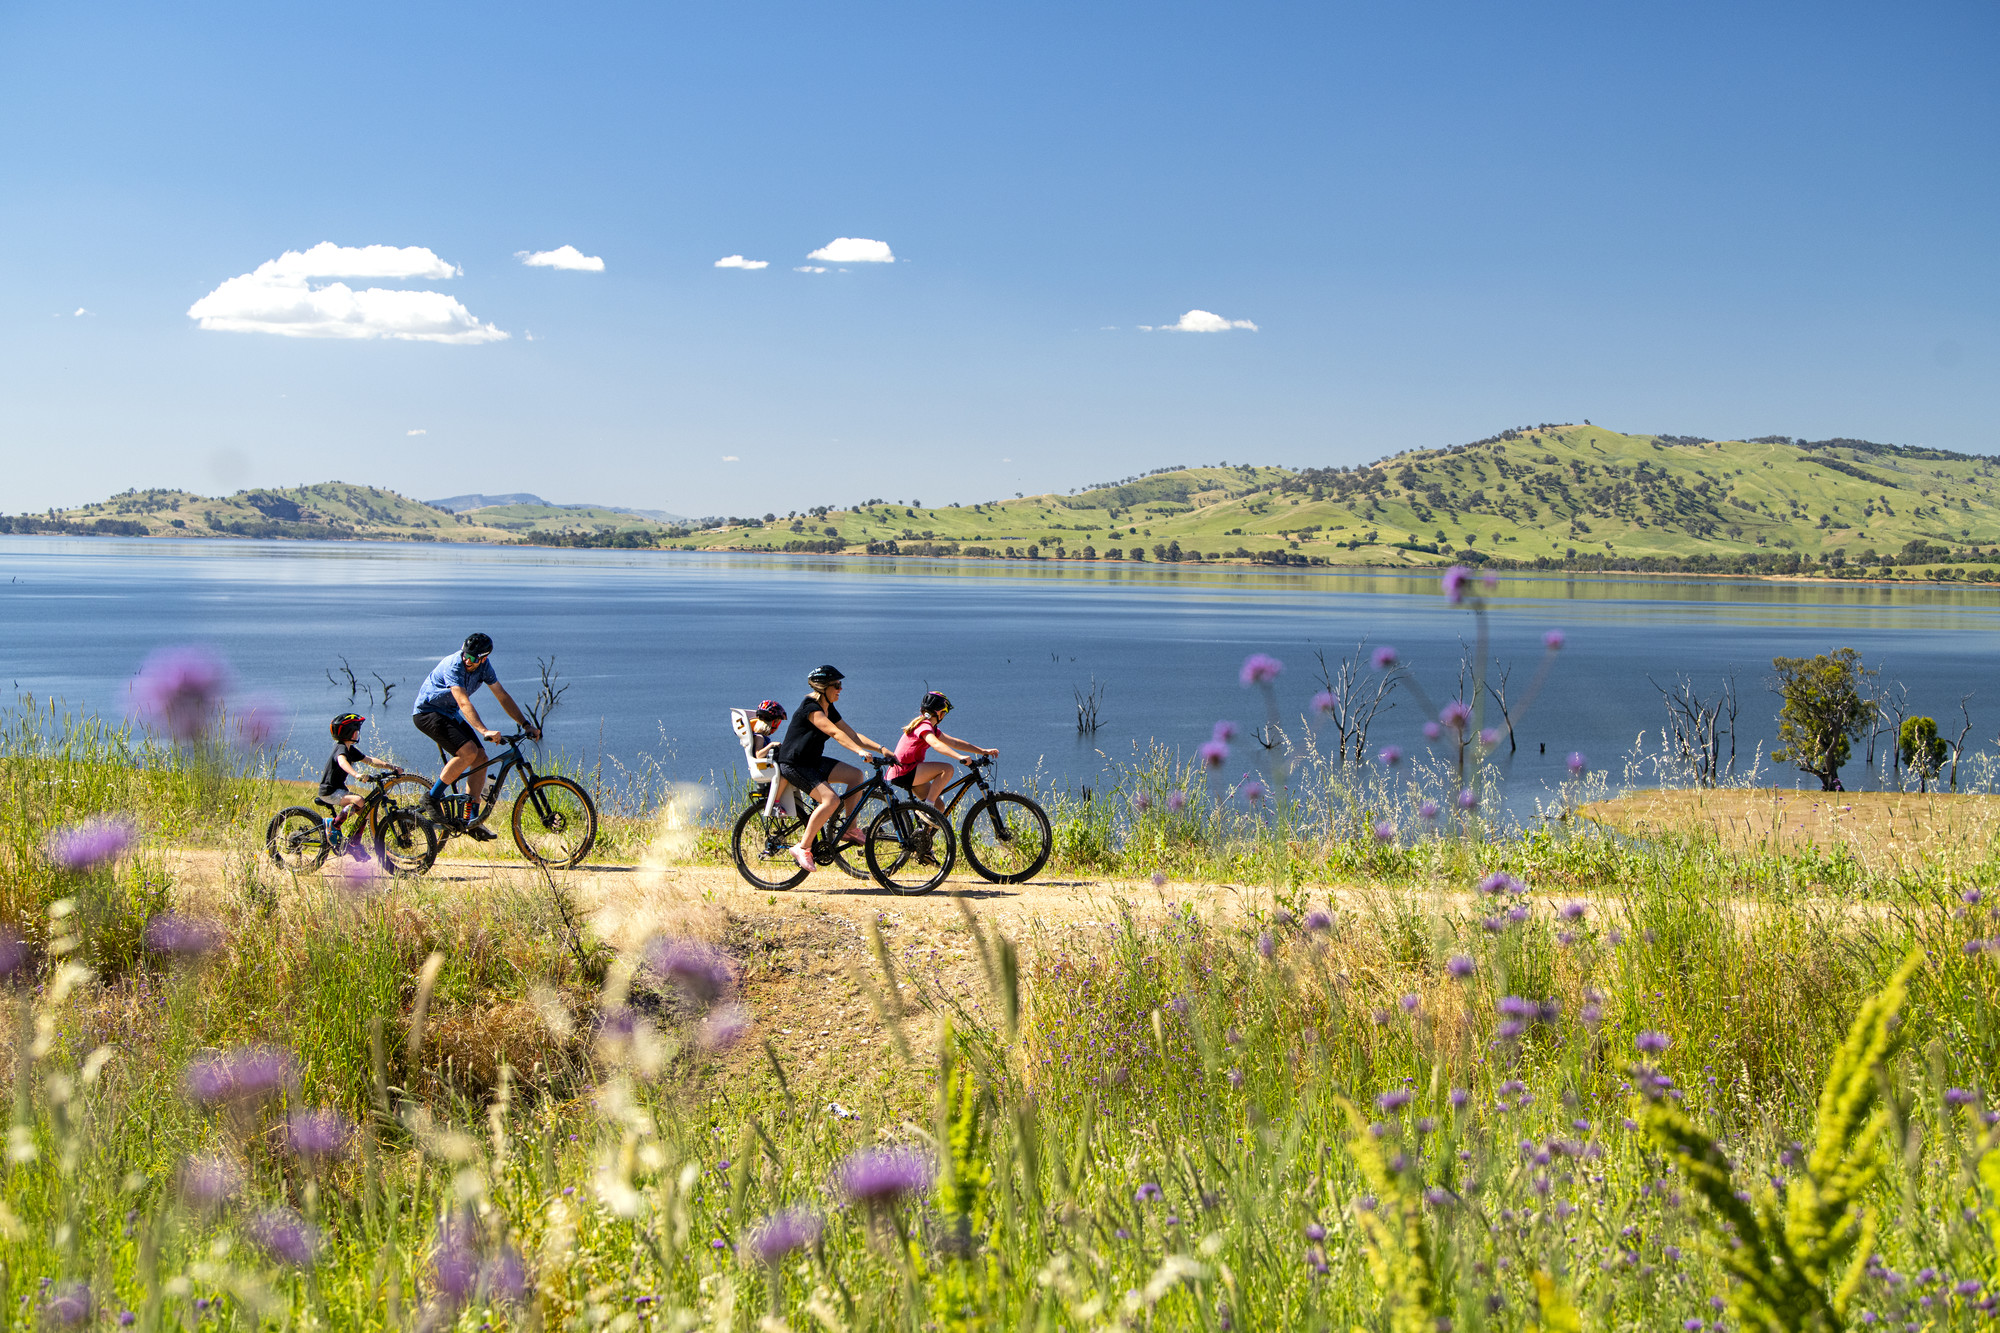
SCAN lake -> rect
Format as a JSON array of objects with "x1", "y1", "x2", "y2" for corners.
[{"x1": 6, "y1": 536, "x2": 2000, "y2": 819}]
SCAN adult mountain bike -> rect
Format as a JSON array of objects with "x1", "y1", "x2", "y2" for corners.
[
  {"x1": 404, "y1": 731, "x2": 599, "y2": 869},
  {"x1": 266, "y1": 769, "x2": 438, "y2": 878},
  {"x1": 924, "y1": 756, "x2": 1052, "y2": 883},
  {"x1": 731, "y1": 756, "x2": 954, "y2": 894}
]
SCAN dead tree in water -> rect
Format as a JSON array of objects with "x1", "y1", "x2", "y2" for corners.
[
  {"x1": 533, "y1": 656, "x2": 571, "y2": 729},
  {"x1": 1648, "y1": 672, "x2": 1738, "y2": 786},
  {"x1": 326, "y1": 657, "x2": 397, "y2": 710},
  {"x1": 1074, "y1": 677, "x2": 1104, "y2": 734},
  {"x1": 1312, "y1": 644, "x2": 1398, "y2": 764}
]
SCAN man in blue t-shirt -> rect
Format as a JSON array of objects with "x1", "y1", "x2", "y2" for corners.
[{"x1": 410, "y1": 631, "x2": 540, "y2": 837}]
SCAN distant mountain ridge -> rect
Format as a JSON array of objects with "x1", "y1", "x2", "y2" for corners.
[{"x1": 428, "y1": 492, "x2": 686, "y2": 523}]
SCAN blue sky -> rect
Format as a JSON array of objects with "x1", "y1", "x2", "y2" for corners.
[{"x1": 2, "y1": 0, "x2": 1994, "y2": 516}]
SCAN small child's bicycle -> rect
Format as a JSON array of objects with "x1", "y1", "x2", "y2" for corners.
[
  {"x1": 924, "y1": 757, "x2": 1052, "y2": 883},
  {"x1": 266, "y1": 770, "x2": 437, "y2": 878}
]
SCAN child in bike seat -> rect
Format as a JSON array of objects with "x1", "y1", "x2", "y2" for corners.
[
  {"x1": 747, "y1": 700, "x2": 787, "y2": 757},
  {"x1": 321, "y1": 713, "x2": 392, "y2": 858},
  {"x1": 890, "y1": 691, "x2": 996, "y2": 810}
]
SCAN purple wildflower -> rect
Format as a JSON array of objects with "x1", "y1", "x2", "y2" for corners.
[
  {"x1": 131, "y1": 646, "x2": 230, "y2": 741},
  {"x1": 1378, "y1": 745, "x2": 1403, "y2": 766},
  {"x1": 1151, "y1": 870, "x2": 1168, "y2": 888},
  {"x1": 1636, "y1": 1031, "x2": 1671, "y2": 1055},
  {"x1": 1227, "y1": 1067, "x2": 1244, "y2": 1089},
  {"x1": 839, "y1": 1146, "x2": 933, "y2": 1203},
  {"x1": 697, "y1": 1001, "x2": 751, "y2": 1051},
  {"x1": 1131, "y1": 791, "x2": 1152, "y2": 812},
  {"x1": 1567, "y1": 751, "x2": 1587, "y2": 777},
  {"x1": 1312, "y1": 690, "x2": 1337, "y2": 714},
  {"x1": 0, "y1": 933, "x2": 26, "y2": 979},
  {"x1": 1944, "y1": 1088, "x2": 1978, "y2": 1107},
  {"x1": 1449, "y1": 1088, "x2": 1469, "y2": 1108},
  {"x1": 177, "y1": 1154, "x2": 244, "y2": 1209},
  {"x1": 1964, "y1": 889, "x2": 1984, "y2": 905},
  {"x1": 1439, "y1": 701, "x2": 1471, "y2": 729},
  {"x1": 1136, "y1": 1182, "x2": 1163, "y2": 1202},
  {"x1": 1423, "y1": 721, "x2": 1442, "y2": 741},
  {"x1": 1447, "y1": 954, "x2": 1475, "y2": 979},
  {"x1": 1506, "y1": 904, "x2": 1530, "y2": 924},
  {"x1": 1478, "y1": 871, "x2": 1523, "y2": 896},
  {"x1": 44, "y1": 817, "x2": 136, "y2": 871},
  {"x1": 483, "y1": 1245, "x2": 530, "y2": 1303},
  {"x1": 1212, "y1": 721, "x2": 1239, "y2": 744},
  {"x1": 284, "y1": 1108, "x2": 354, "y2": 1159},
  {"x1": 1242, "y1": 779, "x2": 1266, "y2": 804},
  {"x1": 1478, "y1": 728, "x2": 1499, "y2": 746},
  {"x1": 1305, "y1": 1222, "x2": 1326, "y2": 1241},
  {"x1": 645, "y1": 937, "x2": 735, "y2": 1003},
  {"x1": 1305, "y1": 910, "x2": 1331, "y2": 932},
  {"x1": 249, "y1": 1207, "x2": 320, "y2": 1267},
  {"x1": 1256, "y1": 932, "x2": 1275, "y2": 959},
  {"x1": 1419, "y1": 800, "x2": 1440, "y2": 820},
  {"x1": 234, "y1": 698, "x2": 285, "y2": 748},
  {"x1": 1457, "y1": 788, "x2": 1479, "y2": 811},
  {"x1": 1543, "y1": 630, "x2": 1565, "y2": 650},
  {"x1": 1199, "y1": 741, "x2": 1229, "y2": 769},
  {"x1": 1377, "y1": 1089, "x2": 1415, "y2": 1113},
  {"x1": 1399, "y1": 993, "x2": 1420, "y2": 1014},
  {"x1": 1239, "y1": 654, "x2": 1284, "y2": 686},
  {"x1": 1371, "y1": 646, "x2": 1398, "y2": 671},
  {"x1": 145, "y1": 913, "x2": 221, "y2": 959},
  {"x1": 1373, "y1": 821, "x2": 1395, "y2": 842},
  {"x1": 1165, "y1": 790, "x2": 1187, "y2": 813},
  {"x1": 1444, "y1": 565, "x2": 1474, "y2": 603},
  {"x1": 1560, "y1": 901, "x2": 1586, "y2": 921},
  {"x1": 433, "y1": 1213, "x2": 480, "y2": 1302},
  {"x1": 45, "y1": 1282, "x2": 93, "y2": 1326},
  {"x1": 183, "y1": 1047, "x2": 296, "y2": 1106},
  {"x1": 749, "y1": 1207, "x2": 825, "y2": 1263}
]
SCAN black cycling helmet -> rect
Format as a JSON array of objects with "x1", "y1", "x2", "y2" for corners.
[
  {"x1": 463, "y1": 632, "x2": 493, "y2": 659},
  {"x1": 921, "y1": 690, "x2": 952, "y2": 715},
  {"x1": 330, "y1": 712, "x2": 365, "y2": 741},
  {"x1": 806, "y1": 664, "x2": 845, "y2": 687}
]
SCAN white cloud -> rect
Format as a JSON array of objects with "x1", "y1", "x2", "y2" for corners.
[
  {"x1": 1157, "y1": 309, "x2": 1258, "y2": 333},
  {"x1": 407, "y1": 428, "x2": 427, "y2": 436},
  {"x1": 713, "y1": 254, "x2": 769, "y2": 270},
  {"x1": 187, "y1": 243, "x2": 505, "y2": 344},
  {"x1": 721, "y1": 455, "x2": 740, "y2": 462},
  {"x1": 794, "y1": 265, "x2": 827, "y2": 274},
  {"x1": 807, "y1": 237, "x2": 894, "y2": 264},
  {"x1": 517, "y1": 245, "x2": 605, "y2": 272},
  {"x1": 74, "y1": 307, "x2": 90, "y2": 317}
]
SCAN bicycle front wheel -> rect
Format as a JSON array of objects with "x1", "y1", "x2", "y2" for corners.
[
  {"x1": 511, "y1": 777, "x2": 599, "y2": 868},
  {"x1": 375, "y1": 809, "x2": 438, "y2": 878},
  {"x1": 732, "y1": 804, "x2": 809, "y2": 890},
  {"x1": 864, "y1": 802, "x2": 956, "y2": 895},
  {"x1": 267, "y1": 807, "x2": 331, "y2": 872},
  {"x1": 960, "y1": 793, "x2": 1053, "y2": 883}
]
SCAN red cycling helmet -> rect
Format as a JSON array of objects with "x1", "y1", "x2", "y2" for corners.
[
  {"x1": 754, "y1": 699, "x2": 788, "y2": 721},
  {"x1": 330, "y1": 712, "x2": 366, "y2": 741}
]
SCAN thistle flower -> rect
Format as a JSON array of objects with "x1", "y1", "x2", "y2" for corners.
[
  {"x1": 1478, "y1": 728, "x2": 1499, "y2": 746},
  {"x1": 45, "y1": 1283, "x2": 93, "y2": 1326},
  {"x1": 183, "y1": 1047, "x2": 295, "y2": 1106},
  {"x1": 1419, "y1": 800, "x2": 1440, "y2": 820},
  {"x1": 1373, "y1": 821, "x2": 1395, "y2": 842},
  {"x1": 838, "y1": 1146, "x2": 933, "y2": 1203},
  {"x1": 1477, "y1": 871, "x2": 1524, "y2": 896},
  {"x1": 1371, "y1": 646, "x2": 1398, "y2": 670},
  {"x1": 1457, "y1": 788, "x2": 1479, "y2": 811},
  {"x1": 1943, "y1": 1088, "x2": 1977, "y2": 1107},
  {"x1": 484, "y1": 1246, "x2": 530, "y2": 1304},
  {"x1": 1636, "y1": 1030, "x2": 1670, "y2": 1055},
  {"x1": 1131, "y1": 791, "x2": 1152, "y2": 812},
  {"x1": 1423, "y1": 721, "x2": 1442, "y2": 741},
  {"x1": 1256, "y1": 932, "x2": 1275, "y2": 959},
  {"x1": 1311, "y1": 690, "x2": 1337, "y2": 714},
  {"x1": 1439, "y1": 701, "x2": 1471, "y2": 729},
  {"x1": 1443, "y1": 565, "x2": 1472, "y2": 604},
  {"x1": 749, "y1": 1207, "x2": 824, "y2": 1263},
  {"x1": 1305, "y1": 910, "x2": 1332, "y2": 932},
  {"x1": 1567, "y1": 751, "x2": 1587, "y2": 777},
  {"x1": 1199, "y1": 741, "x2": 1229, "y2": 768},
  {"x1": 44, "y1": 817, "x2": 135, "y2": 871},
  {"x1": 1242, "y1": 779, "x2": 1266, "y2": 804},
  {"x1": 0, "y1": 933, "x2": 26, "y2": 979},
  {"x1": 697, "y1": 1001, "x2": 751, "y2": 1051},
  {"x1": 1447, "y1": 954, "x2": 1475, "y2": 979},
  {"x1": 1378, "y1": 745, "x2": 1403, "y2": 766},
  {"x1": 1151, "y1": 870, "x2": 1168, "y2": 888},
  {"x1": 234, "y1": 698, "x2": 285, "y2": 748},
  {"x1": 1165, "y1": 791, "x2": 1187, "y2": 813},
  {"x1": 1560, "y1": 901, "x2": 1586, "y2": 921},
  {"x1": 1239, "y1": 654, "x2": 1284, "y2": 686},
  {"x1": 131, "y1": 646, "x2": 230, "y2": 741},
  {"x1": 1449, "y1": 1088, "x2": 1470, "y2": 1108},
  {"x1": 177, "y1": 1154, "x2": 244, "y2": 1209},
  {"x1": 1543, "y1": 630, "x2": 1566, "y2": 650},
  {"x1": 645, "y1": 937, "x2": 735, "y2": 1003},
  {"x1": 1377, "y1": 1089, "x2": 1415, "y2": 1113},
  {"x1": 145, "y1": 913, "x2": 221, "y2": 958},
  {"x1": 1399, "y1": 993, "x2": 1420, "y2": 1014},
  {"x1": 433, "y1": 1213, "x2": 480, "y2": 1302},
  {"x1": 1304, "y1": 1222, "x2": 1326, "y2": 1241},
  {"x1": 1481, "y1": 569, "x2": 1498, "y2": 589},
  {"x1": 248, "y1": 1207, "x2": 320, "y2": 1267},
  {"x1": 1212, "y1": 720, "x2": 1239, "y2": 743},
  {"x1": 1135, "y1": 1183, "x2": 1163, "y2": 1202},
  {"x1": 284, "y1": 1108, "x2": 354, "y2": 1159}
]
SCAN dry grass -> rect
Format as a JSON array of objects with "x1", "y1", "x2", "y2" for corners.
[{"x1": 1580, "y1": 786, "x2": 2000, "y2": 862}]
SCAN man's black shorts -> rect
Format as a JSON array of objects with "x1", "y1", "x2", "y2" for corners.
[
  {"x1": 779, "y1": 756, "x2": 841, "y2": 791},
  {"x1": 414, "y1": 710, "x2": 479, "y2": 755}
]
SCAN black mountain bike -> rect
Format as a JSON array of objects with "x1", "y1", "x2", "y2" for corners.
[
  {"x1": 266, "y1": 769, "x2": 437, "y2": 878},
  {"x1": 400, "y1": 732, "x2": 599, "y2": 869},
  {"x1": 926, "y1": 756, "x2": 1053, "y2": 883},
  {"x1": 731, "y1": 756, "x2": 955, "y2": 894}
]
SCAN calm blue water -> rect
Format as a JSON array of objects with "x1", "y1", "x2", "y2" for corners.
[{"x1": 6, "y1": 536, "x2": 2000, "y2": 816}]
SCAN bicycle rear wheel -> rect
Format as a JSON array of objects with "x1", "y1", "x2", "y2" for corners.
[
  {"x1": 827, "y1": 788, "x2": 886, "y2": 880},
  {"x1": 960, "y1": 793, "x2": 1053, "y2": 884},
  {"x1": 375, "y1": 809, "x2": 438, "y2": 878},
  {"x1": 732, "y1": 804, "x2": 809, "y2": 890},
  {"x1": 511, "y1": 777, "x2": 598, "y2": 868},
  {"x1": 864, "y1": 802, "x2": 956, "y2": 895},
  {"x1": 267, "y1": 807, "x2": 331, "y2": 872}
]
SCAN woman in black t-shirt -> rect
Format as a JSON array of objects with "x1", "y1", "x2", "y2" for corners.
[{"x1": 777, "y1": 665, "x2": 890, "y2": 872}]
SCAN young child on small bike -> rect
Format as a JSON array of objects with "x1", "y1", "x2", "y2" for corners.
[
  {"x1": 321, "y1": 712, "x2": 395, "y2": 859},
  {"x1": 747, "y1": 700, "x2": 786, "y2": 756},
  {"x1": 889, "y1": 691, "x2": 996, "y2": 810}
]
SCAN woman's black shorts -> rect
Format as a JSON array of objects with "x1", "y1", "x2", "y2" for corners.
[
  {"x1": 779, "y1": 756, "x2": 841, "y2": 791},
  {"x1": 414, "y1": 710, "x2": 479, "y2": 755}
]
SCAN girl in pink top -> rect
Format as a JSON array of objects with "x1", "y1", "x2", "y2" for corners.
[{"x1": 890, "y1": 691, "x2": 996, "y2": 809}]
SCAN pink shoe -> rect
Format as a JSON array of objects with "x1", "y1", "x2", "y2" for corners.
[{"x1": 789, "y1": 844, "x2": 815, "y2": 872}]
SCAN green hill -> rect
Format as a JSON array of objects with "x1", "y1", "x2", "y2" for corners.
[{"x1": 3, "y1": 482, "x2": 513, "y2": 542}]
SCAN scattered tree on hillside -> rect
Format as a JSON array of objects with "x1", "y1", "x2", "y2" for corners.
[{"x1": 1770, "y1": 649, "x2": 1877, "y2": 791}]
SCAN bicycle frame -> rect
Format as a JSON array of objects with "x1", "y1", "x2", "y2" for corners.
[
  {"x1": 435, "y1": 734, "x2": 544, "y2": 825},
  {"x1": 926, "y1": 761, "x2": 999, "y2": 818}
]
